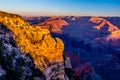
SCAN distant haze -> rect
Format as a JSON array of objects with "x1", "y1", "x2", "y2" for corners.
[{"x1": 0, "y1": 0, "x2": 120, "y2": 16}]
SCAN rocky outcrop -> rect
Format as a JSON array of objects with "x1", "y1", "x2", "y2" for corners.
[
  {"x1": 89, "y1": 16, "x2": 104, "y2": 24},
  {"x1": 0, "y1": 11, "x2": 66, "y2": 80},
  {"x1": 89, "y1": 16, "x2": 119, "y2": 32},
  {"x1": 43, "y1": 62, "x2": 65, "y2": 80},
  {"x1": 0, "y1": 23, "x2": 45, "y2": 80},
  {"x1": 64, "y1": 56, "x2": 81, "y2": 80},
  {"x1": 90, "y1": 16, "x2": 120, "y2": 48},
  {"x1": 39, "y1": 19, "x2": 68, "y2": 33}
]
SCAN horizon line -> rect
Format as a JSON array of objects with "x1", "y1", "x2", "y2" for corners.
[{"x1": 1, "y1": 10, "x2": 120, "y2": 17}]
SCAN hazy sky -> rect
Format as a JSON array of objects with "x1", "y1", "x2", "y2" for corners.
[{"x1": 0, "y1": 0, "x2": 120, "y2": 16}]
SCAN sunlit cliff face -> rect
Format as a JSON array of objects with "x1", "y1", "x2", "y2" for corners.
[{"x1": 0, "y1": 11, "x2": 64, "y2": 71}]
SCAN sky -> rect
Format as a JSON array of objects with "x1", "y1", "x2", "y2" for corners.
[{"x1": 0, "y1": 0, "x2": 120, "y2": 16}]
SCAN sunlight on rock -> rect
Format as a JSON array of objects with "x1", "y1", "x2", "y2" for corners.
[{"x1": 0, "y1": 11, "x2": 64, "y2": 72}]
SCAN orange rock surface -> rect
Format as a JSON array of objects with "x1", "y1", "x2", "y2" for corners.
[
  {"x1": 0, "y1": 11, "x2": 64, "y2": 71},
  {"x1": 107, "y1": 30, "x2": 120, "y2": 40}
]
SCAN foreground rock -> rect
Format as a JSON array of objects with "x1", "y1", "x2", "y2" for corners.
[{"x1": 0, "y1": 11, "x2": 67, "y2": 80}]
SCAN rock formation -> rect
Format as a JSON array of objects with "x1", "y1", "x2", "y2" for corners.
[
  {"x1": 0, "y1": 22, "x2": 46, "y2": 80},
  {"x1": 39, "y1": 19, "x2": 68, "y2": 33},
  {"x1": 25, "y1": 16, "x2": 120, "y2": 80},
  {"x1": 0, "y1": 11, "x2": 67, "y2": 80},
  {"x1": 89, "y1": 16, "x2": 119, "y2": 32}
]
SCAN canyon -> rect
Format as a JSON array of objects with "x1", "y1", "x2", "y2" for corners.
[
  {"x1": 24, "y1": 16, "x2": 120, "y2": 80},
  {"x1": 0, "y1": 11, "x2": 120, "y2": 80}
]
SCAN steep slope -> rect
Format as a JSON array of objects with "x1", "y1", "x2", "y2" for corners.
[
  {"x1": 0, "y1": 22, "x2": 45, "y2": 80},
  {"x1": 0, "y1": 11, "x2": 67, "y2": 80}
]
